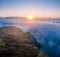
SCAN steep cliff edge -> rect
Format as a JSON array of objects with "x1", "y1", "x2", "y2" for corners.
[{"x1": 0, "y1": 26, "x2": 48, "y2": 57}]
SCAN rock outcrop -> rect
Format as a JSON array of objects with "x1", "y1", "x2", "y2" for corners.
[
  {"x1": 0, "y1": 26, "x2": 48, "y2": 57},
  {"x1": 0, "y1": 26, "x2": 41, "y2": 48}
]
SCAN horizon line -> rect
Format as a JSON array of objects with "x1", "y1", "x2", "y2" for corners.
[{"x1": 0, "y1": 16, "x2": 60, "y2": 19}]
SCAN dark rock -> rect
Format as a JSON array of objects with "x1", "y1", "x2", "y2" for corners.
[
  {"x1": 0, "y1": 26, "x2": 41, "y2": 48},
  {"x1": 0, "y1": 26, "x2": 48, "y2": 57}
]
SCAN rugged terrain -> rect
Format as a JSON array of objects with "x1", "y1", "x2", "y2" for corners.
[{"x1": 0, "y1": 26, "x2": 48, "y2": 57}]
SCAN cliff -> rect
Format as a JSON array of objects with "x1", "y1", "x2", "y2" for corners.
[{"x1": 0, "y1": 26, "x2": 48, "y2": 57}]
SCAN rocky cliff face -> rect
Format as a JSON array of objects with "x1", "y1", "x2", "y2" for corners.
[
  {"x1": 0, "y1": 26, "x2": 48, "y2": 57},
  {"x1": 0, "y1": 26, "x2": 41, "y2": 48}
]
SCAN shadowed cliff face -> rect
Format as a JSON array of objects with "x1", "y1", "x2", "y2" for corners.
[{"x1": 0, "y1": 26, "x2": 48, "y2": 57}]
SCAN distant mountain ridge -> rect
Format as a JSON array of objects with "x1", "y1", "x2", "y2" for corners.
[
  {"x1": 0, "y1": 17, "x2": 60, "y2": 19},
  {"x1": 0, "y1": 17, "x2": 27, "y2": 19}
]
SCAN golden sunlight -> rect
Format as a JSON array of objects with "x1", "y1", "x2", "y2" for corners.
[{"x1": 27, "y1": 15, "x2": 34, "y2": 19}]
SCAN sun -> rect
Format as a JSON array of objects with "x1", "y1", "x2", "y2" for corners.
[{"x1": 27, "y1": 15, "x2": 34, "y2": 19}]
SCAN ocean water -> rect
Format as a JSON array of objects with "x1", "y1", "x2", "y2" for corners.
[{"x1": 0, "y1": 18, "x2": 60, "y2": 57}]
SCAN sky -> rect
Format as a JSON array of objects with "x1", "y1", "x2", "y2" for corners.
[{"x1": 0, "y1": 0, "x2": 60, "y2": 18}]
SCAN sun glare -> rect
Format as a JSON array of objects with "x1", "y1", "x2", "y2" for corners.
[{"x1": 27, "y1": 15, "x2": 34, "y2": 19}]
